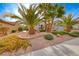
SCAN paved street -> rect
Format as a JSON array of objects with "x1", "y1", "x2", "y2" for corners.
[{"x1": 23, "y1": 38, "x2": 79, "y2": 56}]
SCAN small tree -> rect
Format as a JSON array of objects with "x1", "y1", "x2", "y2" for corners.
[
  {"x1": 38, "y1": 3, "x2": 65, "y2": 32},
  {"x1": 3, "y1": 4, "x2": 43, "y2": 34},
  {"x1": 58, "y1": 14, "x2": 79, "y2": 32}
]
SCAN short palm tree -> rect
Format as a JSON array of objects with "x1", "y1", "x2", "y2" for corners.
[
  {"x1": 38, "y1": 3, "x2": 65, "y2": 32},
  {"x1": 2, "y1": 4, "x2": 43, "y2": 34},
  {"x1": 58, "y1": 14, "x2": 79, "y2": 32}
]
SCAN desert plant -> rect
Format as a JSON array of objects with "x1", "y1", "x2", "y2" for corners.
[
  {"x1": 58, "y1": 14, "x2": 79, "y2": 32},
  {"x1": 23, "y1": 26, "x2": 28, "y2": 31},
  {"x1": 52, "y1": 31, "x2": 68, "y2": 36},
  {"x1": 39, "y1": 29, "x2": 45, "y2": 32},
  {"x1": 38, "y1": 3, "x2": 65, "y2": 32},
  {"x1": 0, "y1": 35, "x2": 31, "y2": 54},
  {"x1": 11, "y1": 30, "x2": 16, "y2": 33},
  {"x1": 68, "y1": 32, "x2": 79, "y2": 37},
  {"x1": 2, "y1": 4, "x2": 43, "y2": 34},
  {"x1": 44, "y1": 34, "x2": 54, "y2": 40},
  {"x1": 18, "y1": 27, "x2": 23, "y2": 32}
]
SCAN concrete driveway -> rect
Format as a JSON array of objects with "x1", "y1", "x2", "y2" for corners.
[{"x1": 23, "y1": 38, "x2": 79, "y2": 56}]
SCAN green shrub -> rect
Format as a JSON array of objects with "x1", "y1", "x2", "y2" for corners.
[
  {"x1": 18, "y1": 27, "x2": 23, "y2": 32},
  {"x1": 44, "y1": 34, "x2": 54, "y2": 40},
  {"x1": 18, "y1": 26, "x2": 28, "y2": 31},
  {"x1": 68, "y1": 32, "x2": 79, "y2": 37},
  {"x1": 39, "y1": 29, "x2": 45, "y2": 32},
  {"x1": 11, "y1": 30, "x2": 16, "y2": 33},
  {"x1": 23, "y1": 27, "x2": 28, "y2": 31},
  {"x1": 52, "y1": 31, "x2": 59, "y2": 35},
  {"x1": 52, "y1": 31, "x2": 68, "y2": 36},
  {"x1": 52, "y1": 31, "x2": 79, "y2": 37},
  {"x1": 58, "y1": 31, "x2": 68, "y2": 35}
]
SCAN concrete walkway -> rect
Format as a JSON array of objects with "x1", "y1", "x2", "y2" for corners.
[{"x1": 23, "y1": 38, "x2": 79, "y2": 56}]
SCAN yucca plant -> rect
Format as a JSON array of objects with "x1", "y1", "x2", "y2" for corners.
[
  {"x1": 58, "y1": 14, "x2": 79, "y2": 32},
  {"x1": 38, "y1": 3, "x2": 65, "y2": 32},
  {"x1": 2, "y1": 4, "x2": 43, "y2": 34}
]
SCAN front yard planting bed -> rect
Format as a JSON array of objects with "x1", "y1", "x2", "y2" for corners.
[
  {"x1": 27, "y1": 32, "x2": 75, "y2": 52},
  {"x1": 0, "y1": 31, "x2": 79, "y2": 56},
  {"x1": 52, "y1": 31, "x2": 79, "y2": 37}
]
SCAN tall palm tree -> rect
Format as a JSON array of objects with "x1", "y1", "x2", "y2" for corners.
[
  {"x1": 38, "y1": 3, "x2": 65, "y2": 32},
  {"x1": 2, "y1": 4, "x2": 43, "y2": 34},
  {"x1": 58, "y1": 14, "x2": 79, "y2": 32}
]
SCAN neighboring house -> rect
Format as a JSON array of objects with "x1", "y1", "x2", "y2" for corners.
[
  {"x1": 0, "y1": 19, "x2": 20, "y2": 37},
  {"x1": 54, "y1": 18, "x2": 64, "y2": 31},
  {"x1": 36, "y1": 22, "x2": 45, "y2": 31},
  {"x1": 73, "y1": 20, "x2": 79, "y2": 30}
]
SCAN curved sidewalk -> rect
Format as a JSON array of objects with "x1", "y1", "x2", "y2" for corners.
[{"x1": 23, "y1": 38, "x2": 79, "y2": 56}]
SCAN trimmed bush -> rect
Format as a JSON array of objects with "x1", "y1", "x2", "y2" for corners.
[
  {"x1": 68, "y1": 32, "x2": 79, "y2": 37},
  {"x1": 39, "y1": 29, "x2": 45, "y2": 32},
  {"x1": 11, "y1": 30, "x2": 16, "y2": 33},
  {"x1": 23, "y1": 27, "x2": 28, "y2": 31},
  {"x1": 52, "y1": 31, "x2": 68, "y2": 36},
  {"x1": 0, "y1": 35, "x2": 31, "y2": 54},
  {"x1": 44, "y1": 34, "x2": 54, "y2": 40},
  {"x1": 18, "y1": 27, "x2": 23, "y2": 32},
  {"x1": 18, "y1": 26, "x2": 28, "y2": 31}
]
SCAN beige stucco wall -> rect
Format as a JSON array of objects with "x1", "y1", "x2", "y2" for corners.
[
  {"x1": 7, "y1": 23, "x2": 20, "y2": 34},
  {"x1": 0, "y1": 22, "x2": 20, "y2": 37}
]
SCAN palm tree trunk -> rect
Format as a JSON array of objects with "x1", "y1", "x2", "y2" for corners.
[
  {"x1": 64, "y1": 25, "x2": 72, "y2": 32},
  {"x1": 45, "y1": 20, "x2": 47, "y2": 32},
  {"x1": 29, "y1": 26, "x2": 35, "y2": 34},
  {"x1": 46, "y1": 20, "x2": 52, "y2": 32}
]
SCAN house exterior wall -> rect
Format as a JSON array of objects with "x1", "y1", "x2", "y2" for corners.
[{"x1": 0, "y1": 21, "x2": 19, "y2": 37}]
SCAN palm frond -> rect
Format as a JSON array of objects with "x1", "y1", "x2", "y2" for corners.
[
  {"x1": 58, "y1": 14, "x2": 78, "y2": 27},
  {"x1": 3, "y1": 13, "x2": 22, "y2": 20}
]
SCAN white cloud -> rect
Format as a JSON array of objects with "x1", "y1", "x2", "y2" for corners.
[
  {"x1": 23, "y1": 3, "x2": 31, "y2": 9},
  {"x1": 1, "y1": 3, "x2": 31, "y2": 22}
]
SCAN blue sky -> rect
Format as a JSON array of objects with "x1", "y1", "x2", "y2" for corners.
[{"x1": 0, "y1": 3, "x2": 79, "y2": 22}]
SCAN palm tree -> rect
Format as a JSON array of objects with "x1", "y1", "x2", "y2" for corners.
[
  {"x1": 58, "y1": 14, "x2": 79, "y2": 32},
  {"x1": 2, "y1": 4, "x2": 43, "y2": 34},
  {"x1": 38, "y1": 3, "x2": 65, "y2": 32}
]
